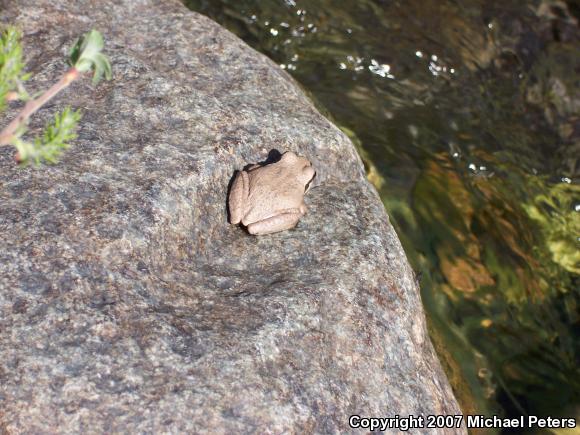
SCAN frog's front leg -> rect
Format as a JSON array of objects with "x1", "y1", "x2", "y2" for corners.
[
  {"x1": 247, "y1": 208, "x2": 304, "y2": 235},
  {"x1": 228, "y1": 170, "x2": 250, "y2": 224}
]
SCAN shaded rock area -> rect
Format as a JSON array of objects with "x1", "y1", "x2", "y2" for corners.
[{"x1": 0, "y1": 0, "x2": 463, "y2": 433}]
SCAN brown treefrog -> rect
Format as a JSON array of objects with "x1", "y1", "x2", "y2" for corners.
[{"x1": 228, "y1": 151, "x2": 316, "y2": 235}]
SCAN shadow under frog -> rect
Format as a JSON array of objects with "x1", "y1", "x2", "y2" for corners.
[{"x1": 227, "y1": 149, "x2": 316, "y2": 235}]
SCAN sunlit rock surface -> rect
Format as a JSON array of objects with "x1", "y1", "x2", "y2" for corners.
[{"x1": 0, "y1": 0, "x2": 463, "y2": 432}]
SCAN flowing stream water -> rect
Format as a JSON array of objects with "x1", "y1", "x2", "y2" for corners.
[{"x1": 185, "y1": 0, "x2": 580, "y2": 425}]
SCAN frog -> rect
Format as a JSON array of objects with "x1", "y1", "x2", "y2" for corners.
[{"x1": 228, "y1": 151, "x2": 316, "y2": 235}]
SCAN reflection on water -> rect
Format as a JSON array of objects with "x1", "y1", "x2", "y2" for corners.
[{"x1": 185, "y1": 0, "x2": 580, "y2": 424}]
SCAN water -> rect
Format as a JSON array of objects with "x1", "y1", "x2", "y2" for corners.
[{"x1": 185, "y1": 0, "x2": 580, "y2": 424}]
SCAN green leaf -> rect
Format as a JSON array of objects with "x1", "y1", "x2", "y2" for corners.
[
  {"x1": 0, "y1": 26, "x2": 29, "y2": 110},
  {"x1": 15, "y1": 107, "x2": 82, "y2": 166},
  {"x1": 69, "y1": 29, "x2": 112, "y2": 85}
]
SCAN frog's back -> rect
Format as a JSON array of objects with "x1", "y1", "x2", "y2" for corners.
[{"x1": 242, "y1": 163, "x2": 305, "y2": 224}]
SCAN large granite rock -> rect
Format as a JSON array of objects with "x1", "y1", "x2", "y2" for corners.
[{"x1": 0, "y1": 0, "x2": 463, "y2": 432}]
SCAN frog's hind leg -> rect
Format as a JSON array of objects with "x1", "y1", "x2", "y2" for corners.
[
  {"x1": 247, "y1": 208, "x2": 303, "y2": 235},
  {"x1": 228, "y1": 171, "x2": 249, "y2": 224}
]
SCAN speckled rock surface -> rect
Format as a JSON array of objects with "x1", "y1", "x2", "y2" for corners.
[{"x1": 0, "y1": 0, "x2": 463, "y2": 433}]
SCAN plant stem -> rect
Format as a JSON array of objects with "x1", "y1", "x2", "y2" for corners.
[{"x1": 0, "y1": 67, "x2": 79, "y2": 146}]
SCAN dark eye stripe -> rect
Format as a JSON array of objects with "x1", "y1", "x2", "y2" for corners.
[{"x1": 304, "y1": 172, "x2": 317, "y2": 191}]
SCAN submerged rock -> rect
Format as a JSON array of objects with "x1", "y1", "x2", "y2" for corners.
[{"x1": 0, "y1": 0, "x2": 462, "y2": 432}]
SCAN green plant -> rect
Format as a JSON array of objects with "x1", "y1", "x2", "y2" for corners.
[{"x1": 0, "y1": 28, "x2": 112, "y2": 166}]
